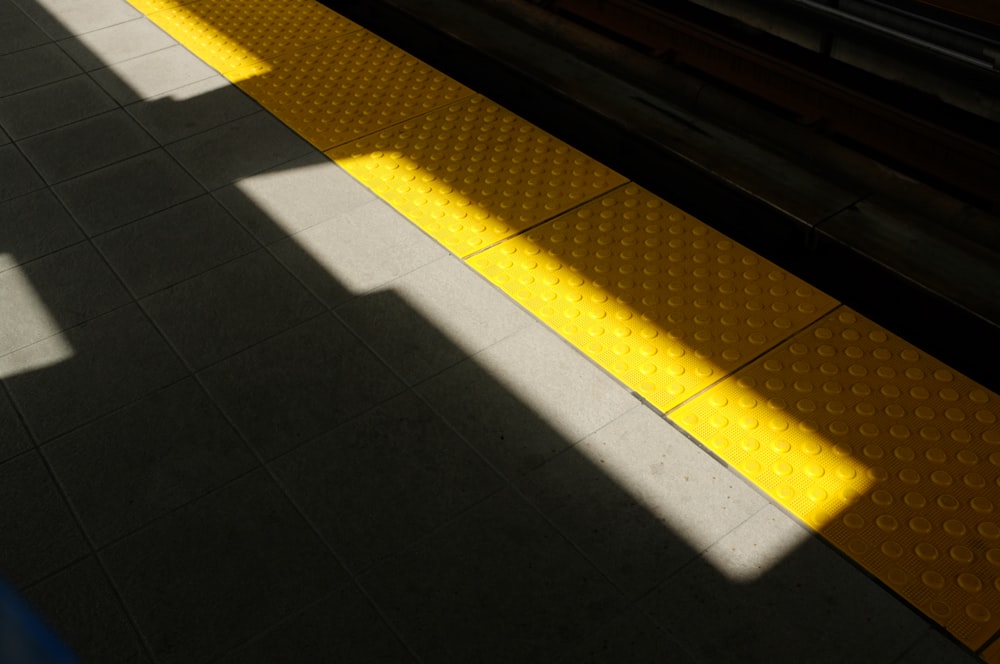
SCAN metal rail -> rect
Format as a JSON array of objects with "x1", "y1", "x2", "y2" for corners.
[
  {"x1": 531, "y1": 0, "x2": 1000, "y2": 208},
  {"x1": 778, "y1": 0, "x2": 999, "y2": 72}
]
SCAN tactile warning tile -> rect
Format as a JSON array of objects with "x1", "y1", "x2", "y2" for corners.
[
  {"x1": 670, "y1": 307, "x2": 1000, "y2": 648},
  {"x1": 126, "y1": 0, "x2": 197, "y2": 16},
  {"x1": 467, "y1": 184, "x2": 837, "y2": 411},
  {"x1": 144, "y1": 0, "x2": 361, "y2": 75},
  {"x1": 230, "y1": 30, "x2": 474, "y2": 151},
  {"x1": 326, "y1": 95, "x2": 627, "y2": 256}
]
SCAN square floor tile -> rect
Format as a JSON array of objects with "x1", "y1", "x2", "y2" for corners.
[
  {"x1": 200, "y1": 314, "x2": 406, "y2": 459},
  {"x1": 0, "y1": 304, "x2": 187, "y2": 441},
  {"x1": 43, "y1": 378, "x2": 257, "y2": 546},
  {"x1": 417, "y1": 324, "x2": 638, "y2": 478},
  {"x1": 641, "y1": 506, "x2": 928, "y2": 664},
  {"x1": 101, "y1": 470, "x2": 347, "y2": 664},
  {"x1": 272, "y1": 391, "x2": 503, "y2": 573},
  {"x1": 0, "y1": 144, "x2": 44, "y2": 202},
  {"x1": 11, "y1": 0, "x2": 140, "y2": 40},
  {"x1": 555, "y1": 606, "x2": 698, "y2": 664},
  {"x1": 0, "y1": 241, "x2": 131, "y2": 356},
  {"x1": 270, "y1": 198, "x2": 445, "y2": 308},
  {"x1": 0, "y1": 3, "x2": 49, "y2": 56},
  {"x1": 360, "y1": 489, "x2": 624, "y2": 663},
  {"x1": 92, "y1": 44, "x2": 217, "y2": 105},
  {"x1": 0, "y1": 189, "x2": 83, "y2": 272},
  {"x1": 18, "y1": 110, "x2": 155, "y2": 184},
  {"x1": 55, "y1": 148, "x2": 203, "y2": 235},
  {"x1": 59, "y1": 18, "x2": 175, "y2": 71},
  {"x1": 24, "y1": 557, "x2": 151, "y2": 663},
  {"x1": 336, "y1": 256, "x2": 533, "y2": 385},
  {"x1": 141, "y1": 249, "x2": 325, "y2": 370},
  {"x1": 0, "y1": 43, "x2": 79, "y2": 97},
  {"x1": 0, "y1": 451, "x2": 89, "y2": 588},
  {"x1": 215, "y1": 585, "x2": 415, "y2": 664},
  {"x1": 213, "y1": 152, "x2": 377, "y2": 245},
  {"x1": 166, "y1": 111, "x2": 313, "y2": 191},
  {"x1": 0, "y1": 385, "x2": 32, "y2": 464},
  {"x1": 520, "y1": 406, "x2": 767, "y2": 598},
  {"x1": 95, "y1": 194, "x2": 258, "y2": 298},
  {"x1": 0, "y1": 74, "x2": 116, "y2": 140},
  {"x1": 126, "y1": 76, "x2": 261, "y2": 144}
]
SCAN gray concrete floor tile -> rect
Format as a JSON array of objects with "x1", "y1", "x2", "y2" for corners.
[
  {"x1": 271, "y1": 391, "x2": 504, "y2": 574},
  {"x1": 58, "y1": 18, "x2": 175, "y2": 71},
  {"x1": 0, "y1": 304, "x2": 187, "y2": 442},
  {"x1": 0, "y1": 451, "x2": 89, "y2": 588},
  {"x1": 0, "y1": 189, "x2": 83, "y2": 272},
  {"x1": 125, "y1": 76, "x2": 261, "y2": 144},
  {"x1": 0, "y1": 43, "x2": 80, "y2": 97},
  {"x1": 891, "y1": 629, "x2": 979, "y2": 664},
  {"x1": 91, "y1": 44, "x2": 218, "y2": 104},
  {"x1": 213, "y1": 152, "x2": 378, "y2": 245},
  {"x1": 0, "y1": 384, "x2": 32, "y2": 464},
  {"x1": 166, "y1": 111, "x2": 314, "y2": 191},
  {"x1": 642, "y1": 505, "x2": 928, "y2": 664},
  {"x1": 94, "y1": 194, "x2": 258, "y2": 298},
  {"x1": 336, "y1": 255, "x2": 534, "y2": 385},
  {"x1": 23, "y1": 556, "x2": 152, "y2": 663},
  {"x1": 215, "y1": 586, "x2": 416, "y2": 664},
  {"x1": 360, "y1": 488, "x2": 624, "y2": 663},
  {"x1": 0, "y1": 2, "x2": 49, "y2": 56},
  {"x1": 101, "y1": 469, "x2": 348, "y2": 664},
  {"x1": 556, "y1": 605, "x2": 699, "y2": 664},
  {"x1": 270, "y1": 199, "x2": 445, "y2": 308},
  {"x1": 10, "y1": 0, "x2": 140, "y2": 40},
  {"x1": 520, "y1": 406, "x2": 767, "y2": 598},
  {"x1": 141, "y1": 249, "x2": 325, "y2": 370},
  {"x1": 199, "y1": 314, "x2": 406, "y2": 460},
  {"x1": 0, "y1": 144, "x2": 44, "y2": 202},
  {"x1": 43, "y1": 378, "x2": 258, "y2": 547},
  {"x1": 18, "y1": 109, "x2": 156, "y2": 184},
  {"x1": 0, "y1": 74, "x2": 117, "y2": 140},
  {"x1": 417, "y1": 324, "x2": 638, "y2": 478},
  {"x1": 0, "y1": 241, "x2": 131, "y2": 356},
  {"x1": 54, "y1": 148, "x2": 204, "y2": 235}
]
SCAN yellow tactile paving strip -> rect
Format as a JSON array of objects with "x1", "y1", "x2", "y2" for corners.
[
  {"x1": 145, "y1": 0, "x2": 361, "y2": 76},
  {"x1": 671, "y1": 308, "x2": 1000, "y2": 648},
  {"x1": 127, "y1": 0, "x2": 1000, "y2": 656},
  {"x1": 327, "y1": 95, "x2": 627, "y2": 256},
  {"x1": 231, "y1": 31, "x2": 474, "y2": 151},
  {"x1": 468, "y1": 185, "x2": 838, "y2": 411}
]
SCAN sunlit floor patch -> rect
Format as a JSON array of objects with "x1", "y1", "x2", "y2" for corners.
[
  {"x1": 468, "y1": 184, "x2": 837, "y2": 411},
  {"x1": 671, "y1": 307, "x2": 1000, "y2": 649},
  {"x1": 327, "y1": 94, "x2": 627, "y2": 257},
  {"x1": 140, "y1": 0, "x2": 362, "y2": 76},
  {"x1": 230, "y1": 30, "x2": 474, "y2": 151}
]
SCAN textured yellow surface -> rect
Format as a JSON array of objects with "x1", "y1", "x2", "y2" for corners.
[
  {"x1": 144, "y1": 0, "x2": 361, "y2": 76},
  {"x1": 327, "y1": 95, "x2": 627, "y2": 256},
  {"x1": 469, "y1": 185, "x2": 837, "y2": 411},
  {"x1": 671, "y1": 307, "x2": 1000, "y2": 648},
  {"x1": 231, "y1": 30, "x2": 474, "y2": 150},
  {"x1": 126, "y1": 0, "x2": 196, "y2": 15}
]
